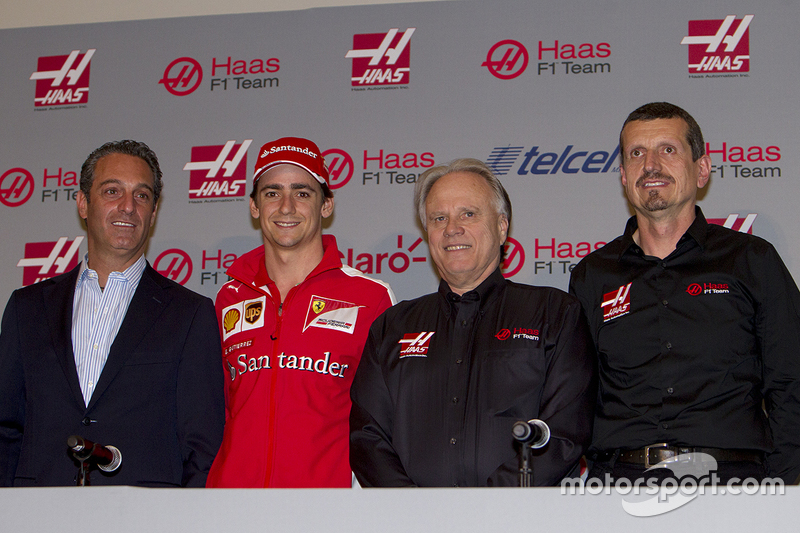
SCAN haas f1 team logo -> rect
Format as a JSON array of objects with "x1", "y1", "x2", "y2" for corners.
[
  {"x1": 1, "y1": 168, "x2": 35, "y2": 207},
  {"x1": 602, "y1": 282, "x2": 632, "y2": 323},
  {"x1": 482, "y1": 40, "x2": 529, "y2": 79},
  {"x1": 17, "y1": 237, "x2": 84, "y2": 286},
  {"x1": 184, "y1": 141, "x2": 252, "y2": 199},
  {"x1": 322, "y1": 149, "x2": 355, "y2": 189},
  {"x1": 501, "y1": 237, "x2": 525, "y2": 278},
  {"x1": 346, "y1": 28, "x2": 415, "y2": 86},
  {"x1": 159, "y1": 57, "x2": 203, "y2": 96},
  {"x1": 681, "y1": 15, "x2": 752, "y2": 73},
  {"x1": 153, "y1": 249, "x2": 193, "y2": 286},
  {"x1": 30, "y1": 49, "x2": 95, "y2": 107}
]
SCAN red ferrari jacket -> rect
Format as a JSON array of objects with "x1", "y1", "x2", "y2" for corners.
[{"x1": 206, "y1": 235, "x2": 395, "y2": 487}]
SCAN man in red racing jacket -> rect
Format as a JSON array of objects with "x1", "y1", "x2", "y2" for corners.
[{"x1": 206, "y1": 137, "x2": 395, "y2": 487}]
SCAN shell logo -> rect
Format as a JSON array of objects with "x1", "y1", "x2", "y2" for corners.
[{"x1": 224, "y1": 308, "x2": 241, "y2": 333}]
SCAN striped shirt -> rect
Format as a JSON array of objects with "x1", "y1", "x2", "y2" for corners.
[{"x1": 72, "y1": 254, "x2": 146, "y2": 406}]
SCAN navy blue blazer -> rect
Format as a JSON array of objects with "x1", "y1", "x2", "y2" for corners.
[{"x1": 0, "y1": 263, "x2": 224, "y2": 487}]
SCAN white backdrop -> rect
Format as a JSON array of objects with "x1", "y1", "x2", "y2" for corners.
[{"x1": 1, "y1": 0, "x2": 796, "y2": 307}]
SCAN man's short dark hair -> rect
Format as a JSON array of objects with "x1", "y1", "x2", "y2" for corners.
[
  {"x1": 80, "y1": 140, "x2": 163, "y2": 207},
  {"x1": 620, "y1": 102, "x2": 705, "y2": 163}
]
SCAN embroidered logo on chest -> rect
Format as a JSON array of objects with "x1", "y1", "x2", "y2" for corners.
[
  {"x1": 398, "y1": 332, "x2": 434, "y2": 358},
  {"x1": 495, "y1": 328, "x2": 540, "y2": 342},
  {"x1": 221, "y1": 296, "x2": 267, "y2": 341},
  {"x1": 303, "y1": 295, "x2": 361, "y2": 334},
  {"x1": 686, "y1": 282, "x2": 730, "y2": 296},
  {"x1": 602, "y1": 282, "x2": 632, "y2": 322}
]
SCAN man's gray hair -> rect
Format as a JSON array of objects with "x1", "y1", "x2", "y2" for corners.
[{"x1": 413, "y1": 158, "x2": 512, "y2": 230}]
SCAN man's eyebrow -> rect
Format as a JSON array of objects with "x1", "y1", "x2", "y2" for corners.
[
  {"x1": 261, "y1": 182, "x2": 312, "y2": 191},
  {"x1": 95, "y1": 178, "x2": 154, "y2": 193}
]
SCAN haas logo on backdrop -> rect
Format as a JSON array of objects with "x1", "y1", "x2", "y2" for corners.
[
  {"x1": 30, "y1": 49, "x2": 95, "y2": 107},
  {"x1": 707, "y1": 213, "x2": 756, "y2": 234},
  {"x1": 159, "y1": 57, "x2": 203, "y2": 96},
  {"x1": 184, "y1": 141, "x2": 252, "y2": 199},
  {"x1": 322, "y1": 149, "x2": 355, "y2": 189},
  {"x1": 153, "y1": 249, "x2": 193, "y2": 286},
  {"x1": 501, "y1": 237, "x2": 525, "y2": 278},
  {"x1": 17, "y1": 237, "x2": 84, "y2": 286},
  {"x1": 346, "y1": 28, "x2": 415, "y2": 86},
  {"x1": 1, "y1": 168, "x2": 35, "y2": 207},
  {"x1": 681, "y1": 15, "x2": 753, "y2": 73},
  {"x1": 482, "y1": 40, "x2": 529, "y2": 79}
]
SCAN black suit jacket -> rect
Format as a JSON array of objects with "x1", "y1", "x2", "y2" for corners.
[{"x1": 0, "y1": 263, "x2": 225, "y2": 487}]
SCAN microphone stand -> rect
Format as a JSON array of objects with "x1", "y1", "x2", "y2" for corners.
[
  {"x1": 513, "y1": 419, "x2": 551, "y2": 488},
  {"x1": 71, "y1": 443, "x2": 99, "y2": 487},
  {"x1": 518, "y1": 442, "x2": 533, "y2": 487}
]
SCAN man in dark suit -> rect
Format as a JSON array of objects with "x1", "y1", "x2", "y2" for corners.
[{"x1": 0, "y1": 140, "x2": 224, "y2": 487}]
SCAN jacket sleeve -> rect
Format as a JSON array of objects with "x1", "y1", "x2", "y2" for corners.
[
  {"x1": 176, "y1": 296, "x2": 225, "y2": 487},
  {"x1": 529, "y1": 296, "x2": 597, "y2": 485},
  {"x1": 0, "y1": 292, "x2": 25, "y2": 486},
  {"x1": 758, "y1": 244, "x2": 800, "y2": 484},
  {"x1": 349, "y1": 317, "x2": 416, "y2": 487}
]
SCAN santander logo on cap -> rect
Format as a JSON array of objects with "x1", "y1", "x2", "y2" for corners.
[{"x1": 252, "y1": 136, "x2": 330, "y2": 188}]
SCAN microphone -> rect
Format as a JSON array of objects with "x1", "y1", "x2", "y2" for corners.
[
  {"x1": 512, "y1": 419, "x2": 551, "y2": 449},
  {"x1": 67, "y1": 435, "x2": 122, "y2": 473}
]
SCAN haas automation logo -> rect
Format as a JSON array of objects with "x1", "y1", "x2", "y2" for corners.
[
  {"x1": 30, "y1": 49, "x2": 95, "y2": 107},
  {"x1": 17, "y1": 237, "x2": 84, "y2": 286},
  {"x1": 681, "y1": 15, "x2": 753, "y2": 73},
  {"x1": 184, "y1": 140, "x2": 252, "y2": 199},
  {"x1": 346, "y1": 28, "x2": 415, "y2": 86}
]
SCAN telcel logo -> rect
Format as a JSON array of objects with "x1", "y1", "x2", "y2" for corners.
[
  {"x1": 30, "y1": 49, "x2": 95, "y2": 107},
  {"x1": 488, "y1": 145, "x2": 619, "y2": 176},
  {"x1": 681, "y1": 15, "x2": 753, "y2": 73},
  {"x1": 346, "y1": 28, "x2": 415, "y2": 86}
]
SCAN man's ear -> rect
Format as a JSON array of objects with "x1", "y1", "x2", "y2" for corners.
[
  {"x1": 499, "y1": 214, "x2": 509, "y2": 243},
  {"x1": 149, "y1": 202, "x2": 158, "y2": 226},
  {"x1": 250, "y1": 197, "x2": 260, "y2": 219},
  {"x1": 77, "y1": 191, "x2": 88, "y2": 220},
  {"x1": 696, "y1": 154, "x2": 712, "y2": 189},
  {"x1": 321, "y1": 196, "x2": 334, "y2": 219}
]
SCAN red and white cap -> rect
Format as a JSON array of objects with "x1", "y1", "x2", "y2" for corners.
[{"x1": 252, "y1": 137, "x2": 330, "y2": 191}]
